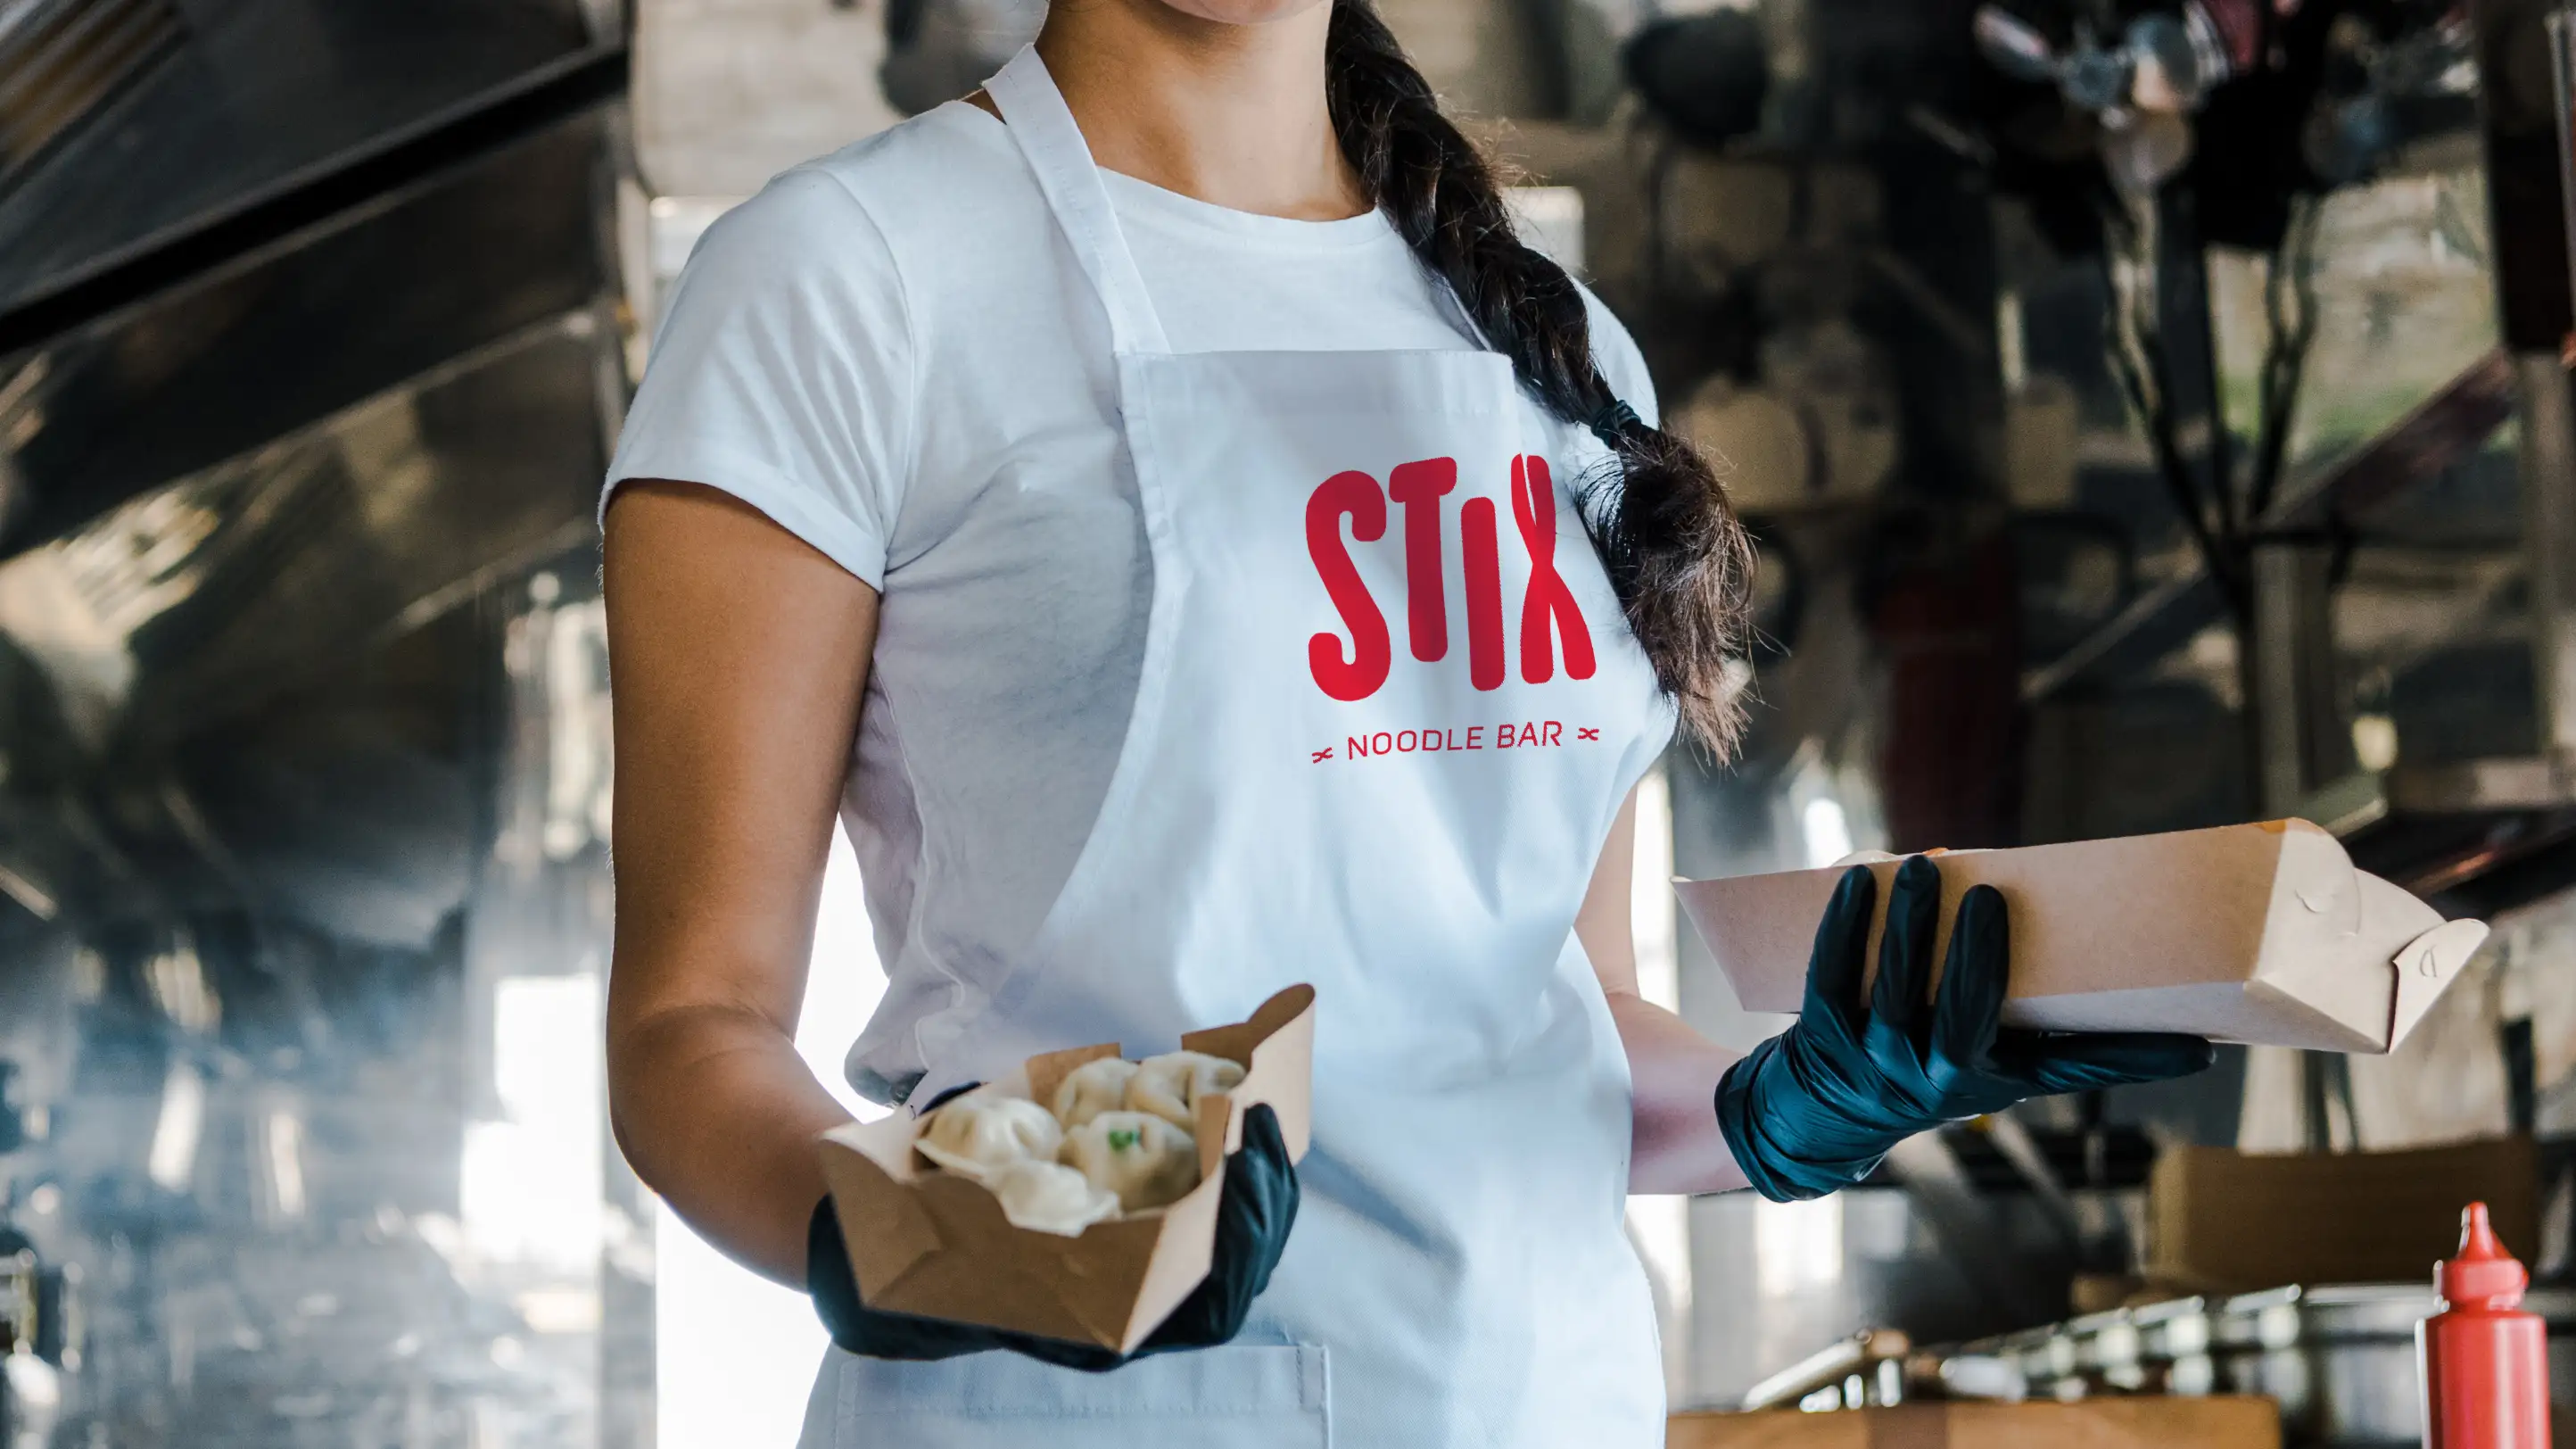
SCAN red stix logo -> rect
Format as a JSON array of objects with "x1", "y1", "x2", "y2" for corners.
[{"x1": 1305, "y1": 455, "x2": 1596, "y2": 701}]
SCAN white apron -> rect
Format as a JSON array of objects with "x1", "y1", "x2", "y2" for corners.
[{"x1": 801, "y1": 46, "x2": 1674, "y2": 1449}]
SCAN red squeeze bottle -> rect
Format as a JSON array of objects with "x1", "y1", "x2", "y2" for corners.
[{"x1": 2420, "y1": 1202, "x2": 2552, "y2": 1449}]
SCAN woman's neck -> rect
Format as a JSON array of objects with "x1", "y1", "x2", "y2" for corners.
[{"x1": 1027, "y1": 0, "x2": 1367, "y2": 221}]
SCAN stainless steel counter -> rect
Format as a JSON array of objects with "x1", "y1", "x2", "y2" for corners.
[{"x1": 1944, "y1": 1283, "x2": 2576, "y2": 1446}]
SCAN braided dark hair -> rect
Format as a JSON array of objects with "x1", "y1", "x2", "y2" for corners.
[{"x1": 1323, "y1": 0, "x2": 1757, "y2": 753}]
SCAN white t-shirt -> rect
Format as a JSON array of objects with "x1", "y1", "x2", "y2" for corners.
[{"x1": 605, "y1": 101, "x2": 1658, "y2": 1103}]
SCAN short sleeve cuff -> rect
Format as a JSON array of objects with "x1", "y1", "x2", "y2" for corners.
[{"x1": 599, "y1": 452, "x2": 890, "y2": 590}]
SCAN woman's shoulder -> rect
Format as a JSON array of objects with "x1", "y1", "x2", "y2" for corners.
[
  {"x1": 1574, "y1": 282, "x2": 1660, "y2": 426},
  {"x1": 812, "y1": 99, "x2": 1013, "y2": 183},
  {"x1": 782, "y1": 102, "x2": 1039, "y2": 247},
  {"x1": 664, "y1": 103, "x2": 1043, "y2": 338},
  {"x1": 677, "y1": 103, "x2": 1048, "y2": 331}
]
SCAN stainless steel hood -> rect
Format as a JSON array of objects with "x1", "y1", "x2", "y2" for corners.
[
  {"x1": 0, "y1": 0, "x2": 624, "y2": 559},
  {"x1": 0, "y1": 6, "x2": 640, "y2": 1443},
  {"x1": 0, "y1": 0, "x2": 630, "y2": 944},
  {"x1": 0, "y1": 0, "x2": 599, "y2": 320}
]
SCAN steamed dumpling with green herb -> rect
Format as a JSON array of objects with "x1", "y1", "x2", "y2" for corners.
[
  {"x1": 914, "y1": 1091, "x2": 1063, "y2": 1181},
  {"x1": 1060, "y1": 1110, "x2": 1201, "y2": 1212},
  {"x1": 987, "y1": 1159, "x2": 1119, "y2": 1236},
  {"x1": 1052, "y1": 1056, "x2": 1142, "y2": 1130},
  {"x1": 1125, "y1": 1050, "x2": 1245, "y2": 1130}
]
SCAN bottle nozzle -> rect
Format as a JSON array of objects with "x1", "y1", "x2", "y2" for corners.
[
  {"x1": 2436, "y1": 1200, "x2": 2529, "y2": 1308},
  {"x1": 2463, "y1": 1203, "x2": 2501, "y2": 1256}
]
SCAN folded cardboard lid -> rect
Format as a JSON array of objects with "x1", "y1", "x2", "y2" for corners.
[
  {"x1": 1672, "y1": 823, "x2": 2486, "y2": 1053},
  {"x1": 817, "y1": 983, "x2": 1316, "y2": 1352}
]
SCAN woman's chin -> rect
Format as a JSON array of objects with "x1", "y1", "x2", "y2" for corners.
[{"x1": 1152, "y1": 0, "x2": 1330, "y2": 28}]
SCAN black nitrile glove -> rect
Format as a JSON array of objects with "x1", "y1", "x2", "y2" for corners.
[
  {"x1": 808, "y1": 1101, "x2": 1300, "y2": 1370},
  {"x1": 1716, "y1": 855, "x2": 2217, "y2": 1202}
]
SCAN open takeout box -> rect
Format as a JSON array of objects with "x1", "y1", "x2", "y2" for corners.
[
  {"x1": 1672, "y1": 821, "x2": 2488, "y2": 1053},
  {"x1": 815, "y1": 984, "x2": 1316, "y2": 1352}
]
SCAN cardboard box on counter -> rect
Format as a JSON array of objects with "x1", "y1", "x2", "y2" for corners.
[
  {"x1": 1672, "y1": 820, "x2": 2488, "y2": 1053},
  {"x1": 814, "y1": 985, "x2": 1316, "y2": 1354},
  {"x1": 1668, "y1": 1398, "x2": 2281, "y2": 1449},
  {"x1": 2148, "y1": 1136, "x2": 2539, "y2": 1294}
]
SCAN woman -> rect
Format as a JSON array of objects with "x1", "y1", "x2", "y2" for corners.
[{"x1": 599, "y1": 0, "x2": 2214, "y2": 1441}]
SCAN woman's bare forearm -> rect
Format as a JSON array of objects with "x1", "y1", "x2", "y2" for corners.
[
  {"x1": 1608, "y1": 990, "x2": 1750, "y2": 1196},
  {"x1": 603, "y1": 479, "x2": 883, "y2": 1288},
  {"x1": 1576, "y1": 784, "x2": 1751, "y2": 1196},
  {"x1": 608, "y1": 998, "x2": 851, "y2": 1285}
]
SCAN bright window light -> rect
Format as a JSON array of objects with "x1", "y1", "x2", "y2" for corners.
[
  {"x1": 2353, "y1": 714, "x2": 2399, "y2": 773},
  {"x1": 1630, "y1": 766, "x2": 1680, "y2": 1014},
  {"x1": 1800, "y1": 797, "x2": 1854, "y2": 869},
  {"x1": 1754, "y1": 1195, "x2": 1845, "y2": 1298},
  {"x1": 146, "y1": 1063, "x2": 203, "y2": 1192},
  {"x1": 1623, "y1": 765, "x2": 1692, "y2": 1395},
  {"x1": 463, "y1": 975, "x2": 603, "y2": 1271},
  {"x1": 264, "y1": 1108, "x2": 307, "y2": 1221},
  {"x1": 658, "y1": 822, "x2": 888, "y2": 1449}
]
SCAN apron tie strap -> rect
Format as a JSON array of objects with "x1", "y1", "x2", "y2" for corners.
[{"x1": 986, "y1": 47, "x2": 1174, "y2": 357}]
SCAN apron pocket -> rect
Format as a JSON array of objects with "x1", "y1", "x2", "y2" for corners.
[{"x1": 808, "y1": 1343, "x2": 1330, "y2": 1449}]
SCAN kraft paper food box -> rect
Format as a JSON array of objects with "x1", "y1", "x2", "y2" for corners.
[
  {"x1": 1672, "y1": 821, "x2": 2488, "y2": 1053},
  {"x1": 814, "y1": 984, "x2": 1316, "y2": 1352}
]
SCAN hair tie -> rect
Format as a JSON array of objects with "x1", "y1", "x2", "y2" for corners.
[{"x1": 1588, "y1": 400, "x2": 1642, "y2": 448}]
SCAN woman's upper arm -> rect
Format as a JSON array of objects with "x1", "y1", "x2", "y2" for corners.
[
  {"x1": 607, "y1": 168, "x2": 916, "y2": 592},
  {"x1": 599, "y1": 169, "x2": 914, "y2": 1041},
  {"x1": 602, "y1": 480, "x2": 880, "y2": 1042},
  {"x1": 1578, "y1": 782, "x2": 1642, "y2": 995}
]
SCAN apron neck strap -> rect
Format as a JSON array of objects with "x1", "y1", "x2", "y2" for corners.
[{"x1": 987, "y1": 46, "x2": 1173, "y2": 357}]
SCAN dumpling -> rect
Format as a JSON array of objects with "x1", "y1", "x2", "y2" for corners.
[
  {"x1": 1061, "y1": 1110, "x2": 1201, "y2": 1213},
  {"x1": 1052, "y1": 1056, "x2": 1142, "y2": 1130},
  {"x1": 1126, "y1": 1050, "x2": 1246, "y2": 1130},
  {"x1": 988, "y1": 1159, "x2": 1119, "y2": 1237},
  {"x1": 914, "y1": 1092, "x2": 1063, "y2": 1182}
]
